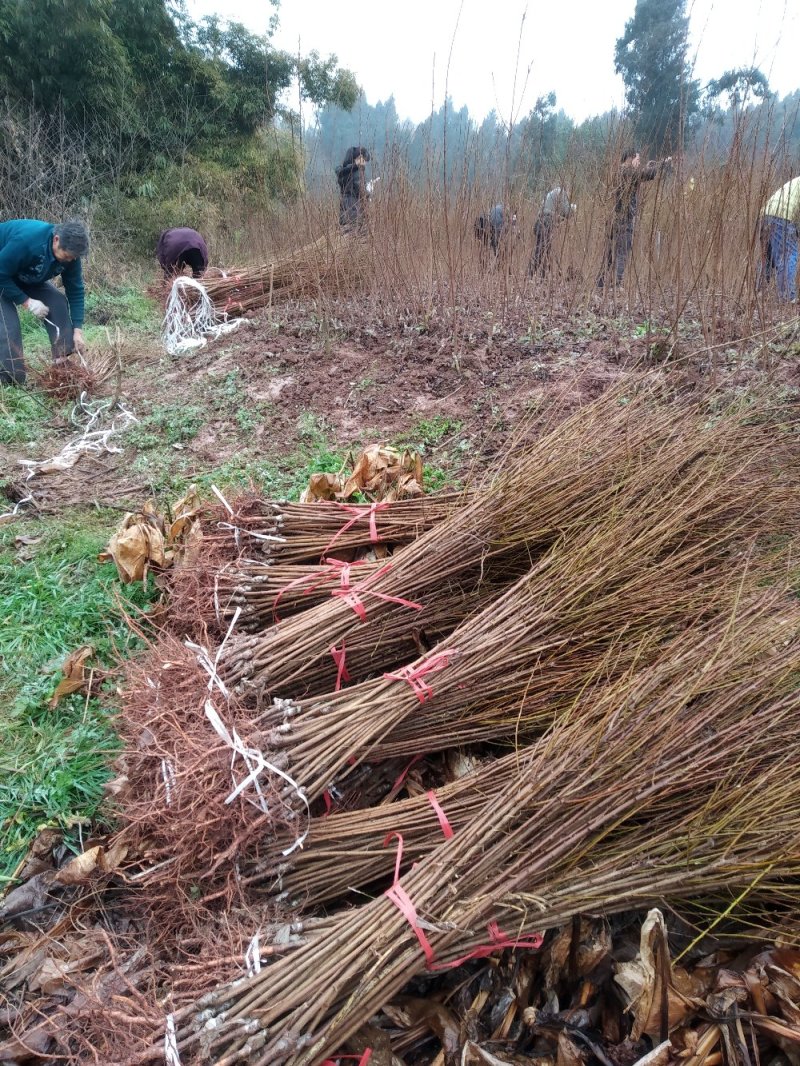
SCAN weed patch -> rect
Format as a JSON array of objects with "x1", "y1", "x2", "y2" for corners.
[
  {"x1": 128, "y1": 403, "x2": 205, "y2": 448},
  {"x1": 0, "y1": 510, "x2": 154, "y2": 881}
]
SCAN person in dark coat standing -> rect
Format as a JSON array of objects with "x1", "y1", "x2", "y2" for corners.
[
  {"x1": 336, "y1": 147, "x2": 371, "y2": 230},
  {"x1": 157, "y1": 228, "x2": 209, "y2": 278},
  {"x1": 530, "y1": 187, "x2": 576, "y2": 276},
  {"x1": 597, "y1": 149, "x2": 671, "y2": 288},
  {"x1": 0, "y1": 219, "x2": 89, "y2": 386}
]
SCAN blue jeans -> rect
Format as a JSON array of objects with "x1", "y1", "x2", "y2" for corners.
[{"x1": 760, "y1": 215, "x2": 798, "y2": 302}]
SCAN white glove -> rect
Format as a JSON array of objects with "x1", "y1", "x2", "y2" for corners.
[{"x1": 25, "y1": 298, "x2": 49, "y2": 319}]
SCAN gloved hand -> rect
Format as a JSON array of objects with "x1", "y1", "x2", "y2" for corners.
[
  {"x1": 72, "y1": 328, "x2": 86, "y2": 356},
  {"x1": 24, "y1": 298, "x2": 49, "y2": 319}
]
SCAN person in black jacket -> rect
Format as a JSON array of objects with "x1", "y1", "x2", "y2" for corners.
[
  {"x1": 597, "y1": 149, "x2": 671, "y2": 288},
  {"x1": 336, "y1": 147, "x2": 371, "y2": 230},
  {"x1": 475, "y1": 204, "x2": 519, "y2": 269}
]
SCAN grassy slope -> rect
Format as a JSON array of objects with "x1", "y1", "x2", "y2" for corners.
[{"x1": 0, "y1": 511, "x2": 154, "y2": 882}]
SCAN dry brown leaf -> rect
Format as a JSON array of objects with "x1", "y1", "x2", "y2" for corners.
[
  {"x1": 630, "y1": 1040, "x2": 673, "y2": 1066},
  {"x1": 340, "y1": 445, "x2": 424, "y2": 500},
  {"x1": 29, "y1": 938, "x2": 107, "y2": 995},
  {"x1": 300, "y1": 472, "x2": 344, "y2": 503},
  {"x1": 53, "y1": 842, "x2": 127, "y2": 886},
  {"x1": 49, "y1": 645, "x2": 94, "y2": 709},
  {"x1": 615, "y1": 909, "x2": 697, "y2": 1041},
  {"x1": 556, "y1": 1033, "x2": 586, "y2": 1066}
]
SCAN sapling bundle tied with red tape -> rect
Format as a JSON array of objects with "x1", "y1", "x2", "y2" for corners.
[
  {"x1": 143, "y1": 587, "x2": 800, "y2": 1066},
  {"x1": 221, "y1": 387, "x2": 747, "y2": 697},
  {"x1": 200, "y1": 491, "x2": 467, "y2": 565},
  {"x1": 245, "y1": 409, "x2": 799, "y2": 809}
]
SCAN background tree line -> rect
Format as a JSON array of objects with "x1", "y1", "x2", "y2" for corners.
[
  {"x1": 0, "y1": 0, "x2": 359, "y2": 256},
  {"x1": 0, "y1": 0, "x2": 796, "y2": 264}
]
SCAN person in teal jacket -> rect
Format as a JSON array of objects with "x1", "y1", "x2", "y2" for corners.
[{"x1": 0, "y1": 219, "x2": 89, "y2": 385}]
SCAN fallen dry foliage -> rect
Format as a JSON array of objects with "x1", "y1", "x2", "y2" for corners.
[{"x1": 98, "y1": 489, "x2": 202, "y2": 583}]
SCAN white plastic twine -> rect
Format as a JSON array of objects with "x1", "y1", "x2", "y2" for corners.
[
  {"x1": 245, "y1": 931, "x2": 262, "y2": 976},
  {"x1": 161, "y1": 759, "x2": 177, "y2": 805},
  {"x1": 161, "y1": 276, "x2": 246, "y2": 356},
  {"x1": 211, "y1": 484, "x2": 286, "y2": 549},
  {"x1": 18, "y1": 391, "x2": 138, "y2": 478},
  {"x1": 186, "y1": 607, "x2": 310, "y2": 855},
  {"x1": 0, "y1": 494, "x2": 33, "y2": 522},
  {"x1": 164, "y1": 1013, "x2": 182, "y2": 1065}
]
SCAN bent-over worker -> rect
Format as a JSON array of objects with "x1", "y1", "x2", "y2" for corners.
[{"x1": 0, "y1": 218, "x2": 89, "y2": 386}]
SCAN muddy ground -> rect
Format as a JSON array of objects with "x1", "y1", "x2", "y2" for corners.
[{"x1": 3, "y1": 295, "x2": 799, "y2": 515}]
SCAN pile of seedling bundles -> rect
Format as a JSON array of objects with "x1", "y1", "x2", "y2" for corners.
[{"x1": 8, "y1": 382, "x2": 800, "y2": 1066}]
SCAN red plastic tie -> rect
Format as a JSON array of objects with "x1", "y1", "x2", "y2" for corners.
[
  {"x1": 273, "y1": 558, "x2": 364, "y2": 623},
  {"x1": 383, "y1": 832, "x2": 437, "y2": 967},
  {"x1": 384, "y1": 649, "x2": 458, "y2": 703},
  {"x1": 426, "y1": 789, "x2": 454, "y2": 839},
  {"x1": 331, "y1": 561, "x2": 424, "y2": 623},
  {"x1": 389, "y1": 754, "x2": 424, "y2": 796},
  {"x1": 322, "y1": 501, "x2": 390, "y2": 557},
  {"x1": 383, "y1": 833, "x2": 541, "y2": 973},
  {"x1": 330, "y1": 642, "x2": 351, "y2": 691},
  {"x1": 429, "y1": 923, "x2": 544, "y2": 971},
  {"x1": 321, "y1": 1052, "x2": 372, "y2": 1066},
  {"x1": 322, "y1": 789, "x2": 333, "y2": 817}
]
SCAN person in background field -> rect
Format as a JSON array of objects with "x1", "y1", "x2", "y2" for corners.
[
  {"x1": 157, "y1": 227, "x2": 209, "y2": 279},
  {"x1": 597, "y1": 149, "x2": 672, "y2": 288},
  {"x1": 336, "y1": 146, "x2": 371, "y2": 230},
  {"x1": 758, "y1": 177, "x2": 799, "y2": 302},
  {"x1": 0, "y1": 219, "x2": 89, "y2": 386},
  {"x1": 475, "y1": 204, "x2": 519, "y2": 269},
  {"x1": 531, "y1": 186, "x2": 576, "y2": 276}
]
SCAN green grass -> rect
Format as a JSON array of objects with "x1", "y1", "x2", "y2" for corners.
[
  {"x1": 395, "y1": 415, "x2": 464, "y2": 454},
  {"x1": 127, "y1": 403, "x2": 206, "y2": 449},
  {"x1": 0, "y1": 510, "x2": 154, "y2": 882},
  {"x1": 0, "y1": 385, "x2": 54, "y2": 445}
]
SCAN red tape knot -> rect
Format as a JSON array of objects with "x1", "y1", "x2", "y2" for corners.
[
  {"x1": 384, "y1": 649, "x2": 458, "y2": 703},
  {"x1": 330, "y1": 642, "x2": 351, "y2": 691},
  {"x1": 426, "y1": 789, "x2": 454, "y2": 839},
  {"x1": 322, "y1": 501, "x2": 391, "y2": 557},
  {"x1": 273, "y1": 558, "x2": 364, "y2": 623},
  {"x1": 383, "y1": 832, "x2": 437, "y2": 966},
  {"x1": 330, "y1": 562, "x2": 424, "y2": 623}
]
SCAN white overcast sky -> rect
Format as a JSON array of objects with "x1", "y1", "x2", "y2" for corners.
[{"x1": 186, "y1": 0, "x2": 798, "y2": 124}]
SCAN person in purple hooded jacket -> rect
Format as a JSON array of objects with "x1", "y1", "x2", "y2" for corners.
[{"x1": 156, "y1": 227, "x2": 209, "y2": 278}]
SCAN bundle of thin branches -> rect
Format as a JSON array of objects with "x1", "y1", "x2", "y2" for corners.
[
  {"x1": 244, "y1": 423, "x2": 799, "y2": 809},
  {"x1": 221, "y1": 391, "x2": 799, "y2": 697},
  {"x1": 203, "y1": 491, "x2": 466, "y2": 565},
  {"x1": 202, "y1": 232, "x2": 366, "y2": 313},
  {"x1": 247, "y1": 517, "x2": 791, "y2": 906},
  {"x1": 216, "y1": 556, "x2": 389, "y2": 628},
  {"x1": 149, "y1": 591, "x2": 800, "y2": 1065}
]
